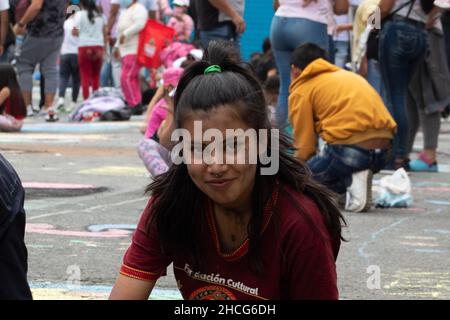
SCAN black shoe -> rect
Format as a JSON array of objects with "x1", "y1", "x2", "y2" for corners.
[{"x1": 131, "y1": 103, "x2": 145, "y2": 116}]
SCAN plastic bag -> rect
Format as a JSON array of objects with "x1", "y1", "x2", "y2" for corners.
[
  {"x1": 374, "y1": 168, "x2": 413, "y2": 208},
  {"x1": 137, "y1": 19, "x2": 176, "y2": 69}
]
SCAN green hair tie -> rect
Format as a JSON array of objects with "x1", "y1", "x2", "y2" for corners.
[{"x1": 204, "y1": 65, "x2": 222, "y2": 75}]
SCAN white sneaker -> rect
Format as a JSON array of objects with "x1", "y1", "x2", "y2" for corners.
[
  {"x1": 45, "y1": 108, "x2": 59, "y2": 122},
  {"x1": 26, "y1": 105, "x2": 34, "y2": 117},
  {"x1": 66, "y1": 101, "x2": 77, "y2": 114},
  {"x1": 345, "y1": 169, "x2": 373, "y2": 213},
  {"x1": 55, "y1": 97, "x2": 65, "y2": 111}
]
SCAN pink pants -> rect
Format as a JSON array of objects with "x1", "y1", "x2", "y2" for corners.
[{"x1": 121, "y1": 54, "x2": 142, "y2": 107}]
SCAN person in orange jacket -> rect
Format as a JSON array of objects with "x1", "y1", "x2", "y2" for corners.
[{"x1": 289, "y1": 43, "x2": 397, "y2": 212}]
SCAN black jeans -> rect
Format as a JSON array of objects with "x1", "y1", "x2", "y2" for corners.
[
  {"x1": 59, "y1": 53, "x2": 80, "y2": 103},
  {"x1": 0, "y1": 154, "x2": 32, "y2": 300}
]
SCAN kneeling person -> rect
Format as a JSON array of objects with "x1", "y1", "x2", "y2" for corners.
[{"x1": 289, "y1": 43, "x2": 397, "y2": 212}]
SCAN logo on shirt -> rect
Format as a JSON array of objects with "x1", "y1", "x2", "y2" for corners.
[{"x1": 189, "y1": 285, "x2": 236, "y2": 300}]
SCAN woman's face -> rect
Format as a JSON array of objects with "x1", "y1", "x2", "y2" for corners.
[{"x1": 181, "y1": 105, "x2": 257, "y2": 210}]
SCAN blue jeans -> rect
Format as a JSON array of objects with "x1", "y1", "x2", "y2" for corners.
[
  {"x1": 100, "y1": 45, "x2": 121, "y2": 88},
  {"x1": 334, "y1": 40, "x2": 349, "y2": 68},
  {"x1": 199, "y1": 23, "x2": 240, "y2": 50},
  {"x1": 59, "y1": 54, "x2": 80, "y2": 102},
  {"x1": 0, "y1": 46, "x2": 11, "y2": 63},
  {"x1": 270, "y1": 16, "x2": 328, "y2": 127},
  {"x1": 307, "y1": 144, "x2": 389, "y2": 195},
  {"x1": 379, "y1": 19, "x2": 427, "y2": 159}
]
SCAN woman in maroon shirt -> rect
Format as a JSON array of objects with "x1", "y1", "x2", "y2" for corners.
[{"x1": 110, "y1": 41, "x2": 346, "y2": 300}]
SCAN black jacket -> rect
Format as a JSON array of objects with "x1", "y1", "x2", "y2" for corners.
[{"x1": 0, "y1": 154, "x2": 32, "y2": 300}]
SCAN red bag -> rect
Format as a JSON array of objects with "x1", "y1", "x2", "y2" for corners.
[{"x1": 137, "y1": 19, "x2": 176, "y2": 69}]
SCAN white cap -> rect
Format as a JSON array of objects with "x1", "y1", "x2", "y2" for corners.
[
  {"x1": 188, "y1": 49, "x2": 203, "y2": 61},
  {"x1": 173, "y1": 0, "x2": 190, "y2": 7}
]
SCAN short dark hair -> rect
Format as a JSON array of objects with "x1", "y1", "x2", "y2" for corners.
[
  {"x1": 291, "y1": 43, "x2": 328, "y2": 70},
  {"x1": 262, "y1": 38, "x2": 271, "y2": 53},
  {"x1": 264, "y1": 75, "x2": 279, "y2": 94}
]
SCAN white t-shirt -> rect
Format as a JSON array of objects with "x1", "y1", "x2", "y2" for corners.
[
  {"x1": 74, "y1": 10, "x2": 105, "y2": 47},
  {"x1": 391, "y1": 0, "x2": 428, "y2": 23},
  {"x1": 275, "y1": 0, "x2": 330, "y2": 25},
  {"x1": 116, "y1": 2, "x2": 148, "y2": 57},
  {"x1": 334, "y1": 14, "x2": 350, "y2": 42},
  {"x1": 61, "y1": 16, "x2": 79, "y2": 55},
  {"x1": 0, "y1": 0, "x2": 9, "y2": 11}
]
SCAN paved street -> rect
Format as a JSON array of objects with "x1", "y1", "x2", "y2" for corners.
[{"x1": 1, "y1": 114, "x2": 450, "y2": 300}]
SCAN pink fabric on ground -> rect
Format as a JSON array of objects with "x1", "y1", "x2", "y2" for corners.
[{"x1": 145, "y1": 98, "x2": 168, "y2": 139}]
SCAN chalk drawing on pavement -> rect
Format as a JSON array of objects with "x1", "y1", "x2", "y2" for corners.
[
  {"x1": 26, "y1": 223, "x2": 132, "y2": 238},
  {"x1": 30, "y1": 283, "x2": 182, "y2": 300},
  {"x1": 383, "y1": 270, "x2": 450, "y2": 298},
  {"x1": 87, "y1": 224, "x2": 136, "y2": 232},
  {"x1": 78, "y1": 166, "x2": 148, "y2": 177},
  {"x1": 425, "y1": 200, "x2": 450, "y2": 206}
]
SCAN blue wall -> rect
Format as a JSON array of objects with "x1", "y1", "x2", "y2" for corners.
[{"x1": 241, "y1": 1, "x2": 274, "y2": 61}]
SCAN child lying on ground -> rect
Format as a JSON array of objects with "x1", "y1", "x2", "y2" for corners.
[{"x1": 0, "y1": 64, "x2": 26, "y2": 132}]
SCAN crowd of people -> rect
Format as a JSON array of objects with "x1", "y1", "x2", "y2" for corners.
[{"x1": 1, "y1": 0, "x2": 450, "y2": 300}]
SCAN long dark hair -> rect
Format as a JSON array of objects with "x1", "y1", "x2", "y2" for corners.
[
  {"x1": 146, "y1": 41, "x2": 346, "y2": 274},
  {"x1": 80, "y1": 0, "x2": 100, "y2": 24},
  {"x1": 0, "y1": 64, "x2": 26, "y2": 119}
]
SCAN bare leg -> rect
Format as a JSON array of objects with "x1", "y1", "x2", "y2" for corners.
[
  {"x1": 45, "y1": 92, "x2": 56, "y2": 110},
  {"x1": 22, "y1": 91, "x2": 32, "y2": 107}
]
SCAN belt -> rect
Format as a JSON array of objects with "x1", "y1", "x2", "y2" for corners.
[
  {"x1": 392, "y1": 15, "x2": 426, "y2": 29},
  {"x1": 354, "y1": 138, "x2": 391, "y2": 150}
]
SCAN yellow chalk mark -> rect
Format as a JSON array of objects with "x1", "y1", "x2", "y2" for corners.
[
  {"x1": 399, "y1": 242, "x2": 441, "y2": 247},
  {"x1": 32, "y1": 288, "x2": 108, "y2": 300},
  {"x1": 78, "y1": 166, "x2": 148, "y2": 177},
  {"x1": 402, "y1": 236, "x2": 437, "y2": 241},
  {"x1": 1, "y1": 133, "x2": 108, "y2": 141},
  {"x1": 384, "y1": 270, "x2": 450, "y2": 299}
]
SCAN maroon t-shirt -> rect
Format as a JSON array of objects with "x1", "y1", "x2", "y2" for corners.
[{"x1": 121, "y1": 183, "x2": 340, "y2": 300}]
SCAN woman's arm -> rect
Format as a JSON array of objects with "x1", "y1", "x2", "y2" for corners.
[
  {"x1": 426, "y1": 6, "x2": 443, "y2": 29},
  {"x1": 0, "y1": 87, "x2": 11, "y2": 106},
  {"x1": 378, "y1": 0, "x2": 396, "y2": 19},
  {"x1": 208, "y1": 0, "x2": 246, "y2": 34},
  {"x1": 273, "y1": 0, "x2": 280, "y2": 11},
  {"x1": 333, "y1": 0, "x2": 349, "y2": 15},
  {"x1": 157, "y1": 99, "x2": 176, "y2": 150},
  {"x1": 109, "y1": 274, "x2": 156, "y2": 300},
  {"x1": 0, "y1": 10, "x2": 8, "y2": 56}
]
